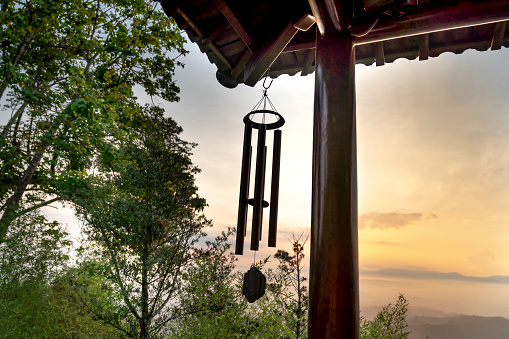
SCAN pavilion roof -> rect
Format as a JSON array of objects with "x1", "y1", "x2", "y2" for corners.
[{"x1": 160, "y1": 0, "x2": 509, "y2": 88}]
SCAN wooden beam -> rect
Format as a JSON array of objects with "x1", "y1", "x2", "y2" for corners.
[
  {"x1": 231, "y1": 49, "x2": 253, "y2": 80},
  {"x1": 419, "y1": 34, "x2": 429, "y2": 60},
  {"x1": 353, "y1": 0, "x2": 365, "y2": 19},
  {"x1": 309, "y1": 33, "x2": 358, "y2": 339},
  {"x1": 491, "y1": 21, "x2": 507, "y2": 50},
  {"x1": 244, "y1": 21, "x2": 300, "y2": 87},
  {"x1": 213, "y1": 0, "x2": 255, "y2": 51},
  {"x1": 203, "y1": 40, "x2": 232, "y2": 71},
  {"x1": 355, "y1": 0, "x2": 509, "y2": 45},
  {"x1": 375, "y1": 41, "x2": 385, "y2": 66},
  {"x1": 206, "y1": 20, "x2": 230, "y2": 43},
  {"x1": 283, "y1": 41, "x2": 316, "y2": 53},
  {"x1": 301, "y1": 49, "x2": 315, "y2": 76},
  {"x1": 307, "y1": 0, "x2": 340, "y2": 36},
  {"x1": 294, "y1": 14, "x2": 316, "y2": 31},
  {"x1": 177, "y1": 7, "x2": 232, "y2": 71},
  {"x1": 176, "y1": 7, "x2": 205, "y2": 38}
]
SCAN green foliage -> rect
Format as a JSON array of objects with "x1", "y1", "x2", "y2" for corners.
[
  {"x1": 0, "y1": 211, "x2": 122, "y2": 338},
  {"x1": 168, "y1": 228, "x2": 248, "y2": 338},
  {"x1": 0, "y1": 0, "x2": 187, "y2": 242},
  {"x1": 360, "y1": 294, "x2": 411, "y2": 339},
  {"x1": 172, "y1": 231, "x2": 309, "y2": 339},
  {"x1": 0, "y1": 210, "x2": 71, "y2": 285},
  {"x1": 0, "y1": 277, "x2": 126, "y2": 338}
]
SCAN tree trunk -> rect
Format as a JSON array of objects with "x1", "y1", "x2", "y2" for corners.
[
  {"x1": 296, "y1": 248, "x2": 302, "y2": 339},
  {"x1": 140, "y1": 240, "x2": 150, "y2": 339}
]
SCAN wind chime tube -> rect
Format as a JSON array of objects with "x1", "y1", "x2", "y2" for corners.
[
  {"x1": 235, "y1": 123, "x2": 253, "y2": 255},
  {"x1": 251, "y1": 124, "x2": 267, "y2": 251},
  {"x1": 268, "y1": 129, "x2": 282, "y2": 247},
  {"x1": 260, "y1": 145, "x2": 267, "y2": 242}
]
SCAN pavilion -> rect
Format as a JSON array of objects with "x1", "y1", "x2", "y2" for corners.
[{"x1": 159, "y1": 0, "x2": 509, "y2": 337}]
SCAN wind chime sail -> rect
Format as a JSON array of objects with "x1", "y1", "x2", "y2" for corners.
[{"x1": 235, "y1": 78, "x2": 285, "y2": 256}]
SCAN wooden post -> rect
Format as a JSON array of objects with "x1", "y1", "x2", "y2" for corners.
[{"x1": 308, "y1": 32, "x2": 359, "y2": 338}]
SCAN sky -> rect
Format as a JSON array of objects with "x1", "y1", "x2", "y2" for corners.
[
  {"x1": 35, "y1": 35, "x2": 509, "y2": 318},
  {"x1": 143, "y1": 40, "x2": 509, "y2": 318}
]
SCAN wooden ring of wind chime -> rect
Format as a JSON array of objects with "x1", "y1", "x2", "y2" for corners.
[{"x1": 235, "y1": 75, "x2": 284, "y2": 303}]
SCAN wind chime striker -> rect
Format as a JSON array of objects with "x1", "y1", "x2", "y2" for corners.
[
  {"x1": 235, "y1": 76, "x2": 284, "y2": 255},
  {"x1": 235, "y1": 76, "x2": 284, "y2": 303}
]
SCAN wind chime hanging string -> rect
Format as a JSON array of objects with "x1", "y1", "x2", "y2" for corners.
[{"x1": 235, "y1": 74, "x2": 284, "y2": 256}]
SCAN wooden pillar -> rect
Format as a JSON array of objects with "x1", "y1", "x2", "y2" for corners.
[{"x1": 308, "y1": 33, "x2": 359, "y2": 338}]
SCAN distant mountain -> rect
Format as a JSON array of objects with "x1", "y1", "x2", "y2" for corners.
[
  {"x1": 360, "y1": 268, "x2": 509, "y2": 284},
  {"x1": 361, "y1": 306, "x2": 459, "y2": 321},
  {"x1": 408, "y1": 315, "x2": 509, "y2": 339}
]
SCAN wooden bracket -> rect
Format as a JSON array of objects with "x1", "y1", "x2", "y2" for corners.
[
  {"x1": 301, "y1": 49, "x2": 316, "y2": 76},
  {"x1": 491, "y1": 21, "x2": 507, "y2": 50},
  {"x1": 375, "y1": 41, "x2": 385, "y2": 66},
  {"x1": 419, "y1": 34, "x2": 429, "y2": 60}
]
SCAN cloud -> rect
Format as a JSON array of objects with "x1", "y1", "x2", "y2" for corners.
[
  {"x1": 360, "y1": 268, "x2": 509, "y2": 285},
  {"x1": 359, "y1": 212, "x2": 438, "y2": 230}
]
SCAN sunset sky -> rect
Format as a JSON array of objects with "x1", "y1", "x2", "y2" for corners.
[
  {"x1": 156, "y1": 41, "x2": 509, "y2": 318},
  {"x1": 39, "y1": 39, "x2": 509, "y2": 318}
]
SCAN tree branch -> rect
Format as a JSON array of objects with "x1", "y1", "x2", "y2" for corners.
[
  {"x1": 99, "y1": 223, "x2": 142, "y2": 321},
  {"x1": 73, "y1": 284, "x2": 137, "y2": 338},
  {"x1": 1, "y1": 103, "x2": 27, "y2": 140},
  {"x1": 17, "y1": 196, "x2": 61, "y2": 216}
]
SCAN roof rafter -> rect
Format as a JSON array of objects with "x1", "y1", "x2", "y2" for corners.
[
  {"x1": 206, "y1": 20, "x2": 230, "y2": 43},
  {"x1": 176, "y1": 6, "x2": 232, "y2": 71},
  {"x1": 213, "y1": 0, "x2": 255, "y2": 51}
]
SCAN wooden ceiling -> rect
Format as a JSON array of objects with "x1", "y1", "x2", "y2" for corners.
[{"x1": 160, "y1": 0, "x2": 509, "y2": 88}]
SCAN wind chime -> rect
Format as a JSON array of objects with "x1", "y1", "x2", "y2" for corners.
[{"x1": 235, "y1": 75, "x2": 285, "y2": 303}]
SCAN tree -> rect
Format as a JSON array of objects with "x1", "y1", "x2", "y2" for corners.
[
  {"x1": 360, "y1": 294, "x2": 411, "y2": 339},
  {"x1": 0, "y1": 0, "x2": 186, "y2": 242},
  {"x1": 274, "y1": 234, "x2": 309, "y2": 339},
  {"x1": 74, "y1": 106, "x2": 209, "y2": 338}
]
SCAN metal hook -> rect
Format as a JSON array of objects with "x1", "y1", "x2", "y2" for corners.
[{"x1": 263, "y1": 72, "x2": 273, "y2": 90}]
